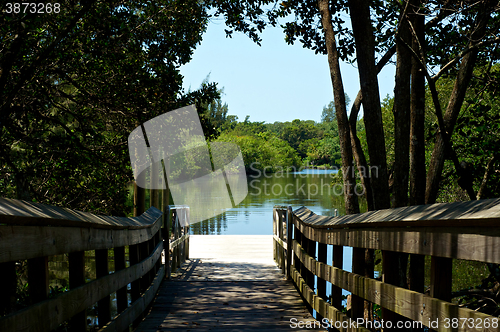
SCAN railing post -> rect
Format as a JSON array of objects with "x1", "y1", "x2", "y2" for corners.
[
  {"x1": 351, "y1": 248, "x2": 364, "y2": 320},
  {"x1": 114, "y1": 246, "x2": 128, "y2": 315},
  {"x1": 430, "y1": 256, "x2": 452, "y2": 302},
  {"x1": 317, "y1": 241, "x2": 327, "y2": 321},
  {"x1": 273, "y1": 207, "x2": 277, "y2": 263},
  {"x1": 381, "y1": 250, "x2": 408, "y2": 330},
  {"x1": 96, "y1": 249, "x2": 111, "y2": 328},
  {"x1": 304, "y1": 233, "x2": 316, "y2": 293},
  {"x1": 69, "y1": 251, "x2": 86, "y2": 331},
  {"x1": 286, "y1": 206, "x2": 293, "y2": 279},
  {"x1": 0, "y1": 262, "x2": 16, "y2": 315},
  {"x1": 331, "y1": 245, "x2": 343, "y2": 312},
  {"x1": 129, "y1": 243, "x2": 141, "y2": 301},
  {"x1": 28, "y1": 256, "x2": 49, "y2": 304},
  {"x1": 166, "y1": 205, "x2": 172, "y2": 279}
]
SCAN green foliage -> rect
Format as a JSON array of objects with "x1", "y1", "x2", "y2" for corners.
[
  {"x1": 0, "y1": 0, "x2": 219, "y2": 214},
  {"x1": 426, "y1": 65, "x2": 500, "y2": 201},
  {"x1": 215, "y1": 131, "x2": 300, "y2": 173}
]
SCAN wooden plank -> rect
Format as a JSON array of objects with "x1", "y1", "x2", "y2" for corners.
[
  {"x1": 331, "y1": 245, "x2": 343, "y2": 312},
  {"x1": 273, "y1": 234, "x2": 287, "y2": 251},
  {"x1": 292, "y1": 222, "x2": 500, "y2": 264},
  {"x1": 291, "y1": 267, "x2": 370, "y2": 332},
  {"x1": 28, "y1": 256, "x2": 49, "y2": 304},
  {"x1": 286, "y1": 206, "x2": 293, "y2": 279},
  {"x1": 431, "y1": 256, "x2": 452, "y2": 302},
  {"x1": 99, "y1": 266, "x2": 165, "y2": 332},
  {"x1": 0, "y1": 214, "x2": 162, "y2": 263},
  {"x1": 351, "y1": 248, "x2": 364, "y2": 320},
  {"x1": 169, "y1": 233, "x2": 189, "y2": 250},
  {"x1": 0, "y1": 241, "x2": 163, "y2": 331},
  {"x1": 0, "y1": 262, "x2": 16, "y2": 315},
  {"x1": 69, "y1": 251, "x2": 86, "y2": 332},
  {"x1": 137, "y1": 234, "x2": 318, "y2": 330},
  {"x1": 317, "y1": 242, "x2": 327, "y2": 321},
  {"x1": 293, "y1": 240, "x2": 497, "y2": 331},
  {"x1": 293, "y1": 199, "x2": 500, "y2": 228},
  {"x1": 96, "y1": 249, "x2": 111, "y2": 328},
  {"x1": 113, "y1": 247, "x2": 128, "y2": 314},
  {"x1": 0, "y1": 198, "x2": 161, "y2": 229}
]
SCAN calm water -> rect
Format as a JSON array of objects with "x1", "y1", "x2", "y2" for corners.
[
  {"x1": 189, "y1": 169, "x2": 368, "y2": 235},
  {"x1": 187, "y1": 169, "x2": 366, "y2": 309}
]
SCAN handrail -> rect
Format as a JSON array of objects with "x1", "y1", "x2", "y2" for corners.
[
  {"x1": 165, "y1": 205, "x2": 190, "y2": 279},
  {"x1": 273, "y1": 199, "x2": 500, "y2": 331},
  {"x1": 0, "y1": 198, "x2": 165, "y2": 331}
]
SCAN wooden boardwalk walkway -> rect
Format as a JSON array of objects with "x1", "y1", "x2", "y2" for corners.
[{"x1": 135, "y1": 235, "x2": 320, "y2": 331}]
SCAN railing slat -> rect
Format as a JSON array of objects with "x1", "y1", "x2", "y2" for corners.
[
  {"x1": 292, "y1": 239, "x2": 497, "y2": 331},
  {"x1": 0, "y1": 210, "x2": 162, "y2": 264},
  {"x1": 68, "y1": 251, "x2": 86, "y2": 331},
  {"x1": 430, "y1": 256, "x2": 452, "y2": 302},
  {"x1": 0, "y1": 241, "x2": 163, "y2": 331},
  {"x1": 114, "y1": 247, "x2": 128, "y2": 315},
  {"x1": 96, "y1": 249, "x2": 111, "y2": 328},
  {"x1": 28, "y1": 256, "x2": 49, "y2": 305}
]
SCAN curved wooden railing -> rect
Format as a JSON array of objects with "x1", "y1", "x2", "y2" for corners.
[
  {"x1": 274, "y1": 199, "x2": 500, "y2": 331},
  {"x1": 0, "y1": 198, "x2": 189, "y2": 331}
]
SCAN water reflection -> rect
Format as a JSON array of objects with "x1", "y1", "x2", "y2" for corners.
[{"x1": 190, "y1": 171, "x2": 367, "y2": 235}]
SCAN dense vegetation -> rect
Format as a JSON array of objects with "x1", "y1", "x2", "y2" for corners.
[
  {"x1": 1, "y1": 0, "x2": 500, "y2": 320},
  {"x1": 0, "y1": 0, "x2": 220, "y2": 215},
  {"x1": 207, "y1": 97, "x2": 345, "y2": 173}
]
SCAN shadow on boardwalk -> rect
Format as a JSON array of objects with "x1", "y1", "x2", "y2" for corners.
[{"x1": 135, "y1": 235, "x2": 322, "y2": 331}]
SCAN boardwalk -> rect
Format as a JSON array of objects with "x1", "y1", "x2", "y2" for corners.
[{"x1": 135, "y1": 235, "x2": 320, "y2": 331}]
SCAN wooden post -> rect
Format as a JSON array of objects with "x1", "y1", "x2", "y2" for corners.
[
  {"x1": 317, "y1": 242, "x2": 327, "y2": 321},
  {"x1": 430, "y1": 256, "x2": 452, "y2": 302},
  {"x1": 139, "y1": 240, "x2": 150, "y2": 293},
  {"x1": 382, "y1": 250, "x2": 406, "y2": 330},
  {"x1": 166, "y1": 206, "x2": 172, "y2": 278},
  {"x1": 150, "y1": 160, "x2": 159, "y2": 210},
  {"x1": 294, "y1": 224, "x2": 302, "y2": 275},
  {"x1": 132, "y1": 178, "x2": 145, "y2": 302},
  {"x1": 273, "y1": 207, "x2": 277, "y2": 263},
  {"x1": 134, "y1": 182, "x2": 146, "y2": 218},
  {"x1": 286, "y1": 206, "x2": 293, "y2": 279},
  {"x1": 129, "y1": 244, "x2": 140, "y2": 302},
  {"x1": 0, "y1": 262, "x2": 17, "y2": 315},
  {"x1": 331, "y1": 245, "x2": 343, "y2": 312},
  {"x1": 114, "y1": 247, "x2": 128, "y2": 315},
  {"x1": 69, "y1": 251, "x2": 86, "y2": 331},
  {"x1": 28, "y1": 256, "x2": 49, "y2": 304},
  {"x1": 186, "y1": 224, "x2": 190, "y2": 260},
  {"x1": 409, "y1": 253, "x2": 425, "y2": 331},
  {"x1": 305, "y1": 236, "x2": 316, "y2": 292},
  {"x1": 96, "y1": 249, "x2": 111, "y2": 328},
  {"x1": 172, "y1": 211, "x2": 178, "y2": 272},
  {"x1": 351, "y1": 247, "x2": 364, "y2": 320}
]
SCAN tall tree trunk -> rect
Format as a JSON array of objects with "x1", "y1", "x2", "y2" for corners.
[
  {"x1": 393, "y1": 2, "x2": 412, "y2": 209},
  {"x1": 408, "y1": 0, "x2": 427, "y2": 308},
  {"x1": 425, "y1": 3, "x2": 492, "y2": 204},
  {"x1": 349, "y1": 92, "x2": 374, "y2": 211},
  {"x1": 348, "y1": 0, "x2": 390, "y2": 211},
  {"x1": 409, "y1": 0, "x2": 426, "y2": 207},
  {"x1": 318, "y1": 0, "x2": 359, "y2": 215}
]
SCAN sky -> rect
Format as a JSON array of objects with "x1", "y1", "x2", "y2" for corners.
[{"x1": 180, "y1": 18, "x2": 396, "y2": 124}]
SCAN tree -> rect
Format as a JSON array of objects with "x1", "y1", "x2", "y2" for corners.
[
  {"x1": 208, "y1": 0, "x2": 500, "y2": 321},
  {"x1": 0, "y1": 0, "x2": 219, "y2": 214}
]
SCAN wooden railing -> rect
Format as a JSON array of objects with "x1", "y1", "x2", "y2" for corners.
[
  {"x1": 273, "y1": 199, "x2": 500, "y2": 331},
  {"x1": 166, "y1": 205, "x2": 190, "y2": 279},
  {"x1": 0, "y1": 198, "x2": 190, "y2": 331}
]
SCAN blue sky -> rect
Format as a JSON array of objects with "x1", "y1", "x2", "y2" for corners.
[{"x1": 180, "y1": 19, "x2": 396, "y2": 124}]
